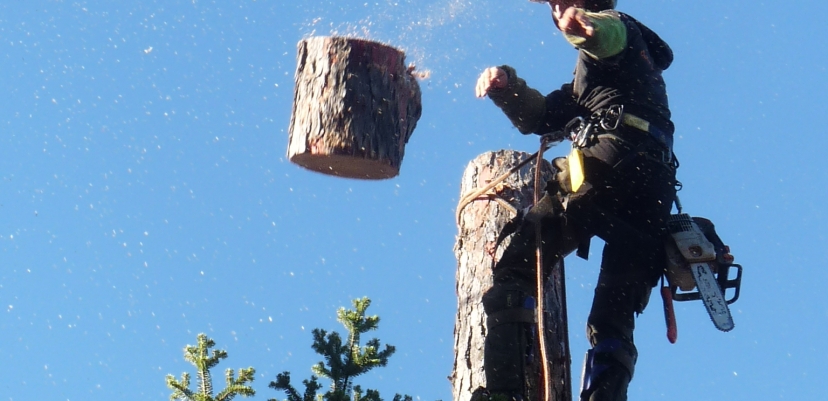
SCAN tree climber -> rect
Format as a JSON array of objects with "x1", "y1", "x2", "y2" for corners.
[{"x1": 475, "y1": 1, "x2": 676, "y2": 400}]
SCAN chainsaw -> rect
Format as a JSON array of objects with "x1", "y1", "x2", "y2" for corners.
[{"x1": 660, "y1": 213, "x2": 743, "y2": 342}]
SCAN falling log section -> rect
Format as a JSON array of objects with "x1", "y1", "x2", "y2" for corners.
[{"x1": 288, "y1": 36, "x2": 422, "y2": 180}]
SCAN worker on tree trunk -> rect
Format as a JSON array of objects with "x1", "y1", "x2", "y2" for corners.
[{"x1": 475, "y1": 1, "x2": 677, "y2": 400}]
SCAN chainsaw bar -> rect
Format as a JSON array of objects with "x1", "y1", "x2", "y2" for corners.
[{"x1": 690, "y1": 262, "x2": 734, "y2": 332}]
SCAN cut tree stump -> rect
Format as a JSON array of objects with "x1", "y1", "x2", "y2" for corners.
[
  {"x1": 287, "y1": 36, "x2": 422, "y2": 180},
  {"x1": 451, "y1": 150, "x2": 571, "y2": 401}
]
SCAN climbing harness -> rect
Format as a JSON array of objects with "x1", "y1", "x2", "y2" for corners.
[{"x1": 564, "y1": 105, "x2": 677, "y2": 194}]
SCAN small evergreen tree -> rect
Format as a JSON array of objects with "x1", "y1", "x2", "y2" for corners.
[
  {"x1": 167, "y1": 333, "x2": 256, "y2": 401},
  {"x1": 269, "y1": 297, "x2": 412, "y2": 401}
]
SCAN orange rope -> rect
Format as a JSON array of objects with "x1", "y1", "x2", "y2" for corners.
[{"x1": 533, "y1": 136, "x2": 552, "y2": 401}]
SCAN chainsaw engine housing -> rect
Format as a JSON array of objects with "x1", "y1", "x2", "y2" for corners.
[{"x1": 664, "y1": 214, "x2": 743, "y2": 304}]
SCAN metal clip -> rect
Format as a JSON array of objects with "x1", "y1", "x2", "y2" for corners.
[
  {"x1": 600, "y1": 104, "x2": 624, "y2": 131},
  {"x1": 565, "y1": 116, "x2": 586, "y2": 142},
  {"x1": 565, "y1": 116, "x2": 594, "y2": 148},
  {"x1": 574, "y1": 123, "x2": 593, "y2": 148}
]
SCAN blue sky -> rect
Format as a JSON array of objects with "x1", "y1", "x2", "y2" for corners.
[{"x1": 1, "y1": 1, "x2": 826, "y2": 400}]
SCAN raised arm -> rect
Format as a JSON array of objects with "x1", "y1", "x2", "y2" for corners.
[
  {"x1": 554, "y1": 6, "x2": 627, "y2": 59},
  {"x1": 475, "y1": 65, "x2": 547, "y2": 134},
  {"x1": 476, "y1": 65, "x2": 580, "y2": 135}
]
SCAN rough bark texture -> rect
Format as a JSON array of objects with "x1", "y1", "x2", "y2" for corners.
[
  {"x1": 451, "y1": 150, "x2": 570, "y2": 401},
  {"x1": 287, "y1": 36, "x2": 422, "y2": 180}
]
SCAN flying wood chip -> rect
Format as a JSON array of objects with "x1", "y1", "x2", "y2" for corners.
[{"x1": 287, "y1": 36, "x2": 422, "y2": 180}]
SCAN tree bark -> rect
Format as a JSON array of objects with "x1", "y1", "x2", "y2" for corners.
[
  {"x1": 451, "y1": 150, "x2": 571, "y2": 401},
  {"x1": 287, "y1": 36, "x2": 422, "y2": 180}
]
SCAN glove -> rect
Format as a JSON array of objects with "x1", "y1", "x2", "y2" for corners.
[{"x1": 552, "y1": 156, "x2": 572, "y2": 194}]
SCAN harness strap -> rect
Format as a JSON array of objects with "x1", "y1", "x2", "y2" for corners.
[
  {"x1": 610, "y1": 137, "x2": 671, "y2": 172},
  {"x1": 486, "y1": 308, "x2": 536, "y2": 329},
  {"x1": 621, "y1": 112, "x2": 673, "y2": 152}
]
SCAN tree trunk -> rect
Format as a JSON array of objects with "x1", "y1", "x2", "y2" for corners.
[
  {"x1": 287, "y1": 36, "x2": 422, "y2": 180},
  {"x1": 451, "y1": 150, "x2": 571, "y2": 401}
]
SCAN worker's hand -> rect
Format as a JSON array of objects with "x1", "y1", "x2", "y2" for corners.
[
  {"x1": 552, "y1": 157, "x2": 572, "y2": 193},
  {"x1": 475, "y1": 67, "x2": 508, "y2": 98},
  {"x1": 553, "y1": 5, "x2": 594, "y2": 38}
]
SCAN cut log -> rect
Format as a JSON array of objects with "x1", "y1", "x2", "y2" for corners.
[
  {"x1": 451, "y1": 150, "x2": 571, "y2": 401},
  {"x1": 287, "y1": 36, "x2": 422, "y2": 180}
]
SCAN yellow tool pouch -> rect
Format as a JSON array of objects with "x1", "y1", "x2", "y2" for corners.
[{"x1": 568, "y1": 146, "x2": 585, "y2": 193}]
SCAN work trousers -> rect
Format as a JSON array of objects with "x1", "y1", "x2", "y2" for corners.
[{"x1": 482, "y1": 133, "x2": 676, "y2": 401}]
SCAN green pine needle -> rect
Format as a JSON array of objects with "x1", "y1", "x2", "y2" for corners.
[
  {"x1": 270, "y1": 298, "x2": 412, "y2": 401},
  {"x1": 166, "y1": 333, "x2": 255, "y2": 401}
]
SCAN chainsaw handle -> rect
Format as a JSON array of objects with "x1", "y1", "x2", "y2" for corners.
[{"x1": 661, "y1": 286, "x2": 678, "y2": 344}]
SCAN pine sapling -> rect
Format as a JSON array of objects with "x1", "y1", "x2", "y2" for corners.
[
  {"x1": 167, "y1": 333, "x2": 256, "y2": 401},
  {"x1": 270, "y1": 297, "x2": 412, "y2": 401}
]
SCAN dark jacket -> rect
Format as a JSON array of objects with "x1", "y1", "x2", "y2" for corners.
[{"x1": 488, "y1": 12, "x2": 674, "y2": 139}]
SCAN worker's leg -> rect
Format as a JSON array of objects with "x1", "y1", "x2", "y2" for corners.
[
  {"x1": 579, "y1": 238, "x2": 665, "y2": 401},
  {"x1": 577, "y1": 154, "x2": 675, "y2": 401},
  {"x1": 578, "y1": 183, "x2": 673, "y2": 401},
  {"x1": 482, "y1": 194, "x2": 578, "y2": 399},
  {"x1": 481, "y1": 270, "x2": 536, "y2": 398}
]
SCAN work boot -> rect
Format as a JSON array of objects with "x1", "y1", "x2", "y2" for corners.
[
  {"x1": 579, "y1": 339, "x2": 636, "y2": 401},
  {"x1": 581, "y1": 365, "x2": 630, "y2": 401}
]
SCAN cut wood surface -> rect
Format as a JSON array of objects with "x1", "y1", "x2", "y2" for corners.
[
  {"x1": 451, "y1": 150, "x2": 570, "y2": 401},
  {"x1": 287, "y1": 36, "x2": 422, "y2": 180}
]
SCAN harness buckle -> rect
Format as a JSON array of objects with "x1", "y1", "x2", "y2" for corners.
[{"x1": 661, "y1": 148, "x2": 673, "y2": 165}]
